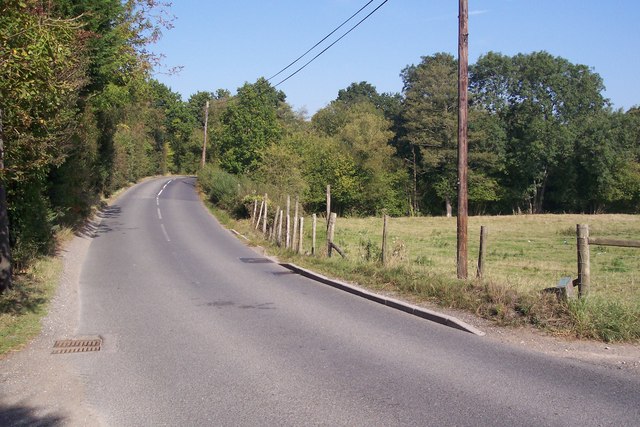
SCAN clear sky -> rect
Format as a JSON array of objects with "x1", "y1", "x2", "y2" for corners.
[{"x1": 151, "y1": 0, "x2": 640, "y2": 116}]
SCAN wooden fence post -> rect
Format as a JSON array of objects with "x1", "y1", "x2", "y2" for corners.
[
  {"x1": 292, "y1": 196, "x2": 299, "y2": 251},
  {"x1": 277, "y1": 209, "x2": 283, "y2": 246},
  {"x1": 297, "y1": 217, "x2": 304, "y2": 254},
  {"x1": 270, "y1": 206, "x2": 280, "y2": 241},
  {"x1": 286, "y1": 195, "x2": 291, "y2": 249},
  {"x1": 262, "y1": 193, "x2": 268, "y2": 234},
  {"x1": 381, "y1": 214, "x2": 389, "y2": 266},
  {"x1": 577, "y1": 224, "x2": 590, "y2": 297},
  {"x1": 326, "y1": 185, "x2": 331, "y2": 228},
  {"x1": 327, "y1": 213, "x2": 337, "y2": 257},
  {"x1": 312, "y1": 214, "x2": 317, "y2": 256},
  {"x1": 252, "y1": 199, "x2": 258, "y2": 226},
  {"x1": 476, "y1": 226, "x2": 487, "y2": 279},
  {"x1": 255, "y1": 200, "x2": 264, "y2": 230}
]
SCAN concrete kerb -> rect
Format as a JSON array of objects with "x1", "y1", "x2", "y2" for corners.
[
  {"x1": 280, "y1": 262, "x2": 486, "y2": 337},
  {"x1": 224, "y1": 221, "x2": 484, "y2": 336}
]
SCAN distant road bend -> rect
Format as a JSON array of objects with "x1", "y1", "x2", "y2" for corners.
[{"x1": 56, "y1": 177, "x2": 640, "y2": 425}]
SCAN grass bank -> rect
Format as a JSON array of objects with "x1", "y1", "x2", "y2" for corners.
[
  {"x1": 215, "y1": 208, "x2": 640, "y2": 343},
  {"x1": 0, "y1": 250, "x2": 63, "y2": 356}
]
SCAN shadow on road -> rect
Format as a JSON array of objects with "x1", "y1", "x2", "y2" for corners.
[
  {"x1": 74, "y1": 205, "x2": 122, "y2": 239},
  {"x1": 0, "y1": 402, "x2": 65, "y2": 426}
]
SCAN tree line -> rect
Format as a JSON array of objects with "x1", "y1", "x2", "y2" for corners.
[
  {"x1": 1, "y1": 1, "x2": 639, "y2": 292},
  {"x1": 196, "y1": 52, "x2": 640, "y2": 220},
  {"x1": 0, "y1": 0, "x2": 174, "y2": 290}
]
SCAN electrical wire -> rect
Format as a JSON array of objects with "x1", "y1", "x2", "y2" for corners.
[
  {"x1": 274, "y1": 0, "x2": 390, "y2": 88},
  {"x1": 267, "y1": 0, "x2": 376, "y2": 82}
]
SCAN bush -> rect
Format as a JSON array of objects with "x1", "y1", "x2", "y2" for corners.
[{"x1": 198, "y1": 165, "x2": 244, "y2": 214}]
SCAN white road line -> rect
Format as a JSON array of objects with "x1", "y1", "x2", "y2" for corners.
[
  {"x1": 157, "y1": 179, "x2": 173, "y2": 198},
  {"x1": 156, "y1": 178, "x2": 173, "y2": 209},
  {"x1": 157, "y1": 208, "x2": 162, "y2": 220},
  {"x1": 160, "y1": 224, "x2": 171, "y2": 242}
]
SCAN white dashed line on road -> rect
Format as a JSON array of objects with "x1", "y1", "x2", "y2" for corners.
[{"x1": 160, "y1": 224, "x2": 171, "y2": 242}]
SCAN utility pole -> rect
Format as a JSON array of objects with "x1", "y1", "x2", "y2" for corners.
[
  {"x1": 200, "y1": 100, "x2": 210, "y2": 169},
  {"x1": 457, "y1": 0, "x2": 469, "y2": 279}
]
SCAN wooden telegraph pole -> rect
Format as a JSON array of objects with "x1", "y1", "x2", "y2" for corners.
[
  {"x1": 200, "y1": 100, "x2": 210, "y2": 169},
  {"x1": 457, "y1": 0, "x2": 469, "y2": 279}
]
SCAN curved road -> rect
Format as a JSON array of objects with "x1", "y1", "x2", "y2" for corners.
[{"x1": 63, "y1": 177, "x2": 640, "y2": 425}]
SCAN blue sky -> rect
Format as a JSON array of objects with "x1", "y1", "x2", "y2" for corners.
[{"x1": 152, "y1": 1, "x2": 640, "y2": 116}]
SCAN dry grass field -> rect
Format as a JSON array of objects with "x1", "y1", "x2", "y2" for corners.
[{"x1": 325, "y1": 214, "x2": 639, "y2": 302}]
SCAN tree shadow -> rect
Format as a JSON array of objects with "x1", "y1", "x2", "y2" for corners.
[
  {"x1": 181, "y1": 177, "x2": 197, "y2": 188},
  {"x1": 0, "y1": 274, "x2": 48, "y2": 316},
  {"x1": 74, "y1": 204, "x2": 121, "y2": 239},
  {"x1": 0, "y1": 402, "x2": 65, "y2": 426}
]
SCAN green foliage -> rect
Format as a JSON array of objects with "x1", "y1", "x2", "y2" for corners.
[
  {"x1": 571, "y1": 111, "x2": 640, "y2": 212},
  {"x1": 401, "y1": 53, "x2": 459, "y2": 214},
  {"x1": 8, "y1": 179, "x2": 54, "y2": 270},
  {"x1": 198, "y1": 164, "x2": 245, "y2": 214},
  {"x1": 252, "y1": 137, "x2": 308, "y2": 200},
  {"x1": 402, "y1": 53, "x2": 458, "y2": 149},
  {"x1": 219, "y1": 78, "x2": 284, "y2": 174},
  {"x1": 337, "y1": 103, "x2": 407, "y2": 215},
  {"x1": 0, "y1": 1, "x2": 87, "y2": 274},
  {"x1": 0, "y1": 0, "x2": 175, "y2": 279},
  {"x1": 0, "y1": 1, "x2": 86, "y2": 179},
  {"x1": 301, "y1": 134, "x2": 360, "y2": 214},
  {"x1": 471, "y1": 51, "x2": 608, "y2": 213}
]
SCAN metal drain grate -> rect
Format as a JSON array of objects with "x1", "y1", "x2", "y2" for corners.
[{"x1": 52, "y1": 338, "x2": 102, "y2": 354}]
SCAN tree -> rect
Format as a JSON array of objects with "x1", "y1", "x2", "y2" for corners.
[
  {"x1": 0, "y1": 109, "x2": 10, "y2": 292},
  {"x1": 0, "y1": 0, "x2": 87, "y2": 282},
  {"x1": 253, "y1": 136, "x2": 308, "y2": 200},
  {"x1": 337, "y1": 103, "x2": 407, "y2": 215},
  {"x1": 401, "y1": 53, "x2": 458, "y2": 216},
  {"x1": 471, "y1": 51, "x2": 608, "y2": 213},
  {"x1": 571, "y1": 111, "x2": 640, "y2": 212},
  {"x1": 187, "y1": 91, "x2": 215, "y2": 127},
  {"x1": 52, "y1": 0, "x2": 174, "y2": 194},
  {"x1": 467, "y1": 109, "x2": 506, "y2": 214},
  {"x1": 0, "y1": 0, "x2": 174, "y2": 291},
  {"x1": 301, "y1": 134, "x2": 360, "y2": 215},
  {"x1": 309, "y1": 101, "x2": 406, "y2": 215},
  {"x1": 219, "y1": 78, "x2": 284, "y2": 174},
  {"x1": 149, "y1": 80, "x2": 196, "y2": 172}
]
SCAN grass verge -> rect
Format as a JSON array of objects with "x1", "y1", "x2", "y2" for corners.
[
  {"x1": 0, "y1": 253, "x2": 62, "y2": 356},
  {"x1": 208, "y1": 205, "x2": 640, "y2": 343}
]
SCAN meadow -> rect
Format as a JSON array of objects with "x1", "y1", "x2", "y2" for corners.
[
  {"x1": 232, "y1": 211, "x2": 640, "y2": 342},
  {"x1": 326, "y1": 214, "x2": 639, "y2": 300}
]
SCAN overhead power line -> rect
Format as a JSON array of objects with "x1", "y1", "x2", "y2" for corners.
[
  {"x1": 267, "y1": 0, "x2": 376, "y2": 82},
  {"x1": 273, "y1": 0, "x2": 390, "y2": 88}
]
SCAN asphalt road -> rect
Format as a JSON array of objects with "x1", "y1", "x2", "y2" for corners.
[{"x1": 63, "y1": 177, "x2": 639, "y2": 425}]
